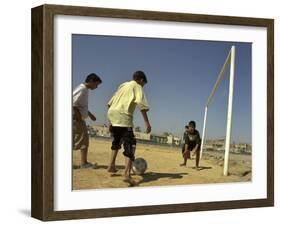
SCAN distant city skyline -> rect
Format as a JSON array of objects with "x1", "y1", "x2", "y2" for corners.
[{"x1": 72, "y1": 34, "x2": 252, "y2": 143}]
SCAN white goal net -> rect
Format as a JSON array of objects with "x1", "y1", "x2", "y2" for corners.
[{"x1": 200, "y1": 46, "x2": 236, "y2": 176}]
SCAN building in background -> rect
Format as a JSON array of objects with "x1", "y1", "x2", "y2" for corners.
[
  {"x1": 205, "y1": 139, "x2": 225, "y2": 152},
  {"x1": 134, "y1": 131, "x2": 151, "y2": 141},
  {"x1": 232, "y1": 143, "x2": 252, "y2": 154},
  {"x1": 167, "y1": 135, "x2": 181, "y2": 146},
  {"x1": 204, "y1": 138, "x2": 252, "y2": 154},
  {"x1": 150, "y1": 134, "x2": 168, "y2": 144},
  {"x1": 92, "y1": 125, "x2": 111, "y2": 138},
  {"x1": 89, "y1": 125, "x2": 182, "y2": 146}
]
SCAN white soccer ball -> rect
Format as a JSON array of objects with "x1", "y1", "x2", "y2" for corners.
[{"x1": 132, "y1": 158, "x2": 147, "y2": 175}]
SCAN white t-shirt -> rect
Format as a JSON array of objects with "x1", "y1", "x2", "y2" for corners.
[{"x1": 73, "y1": 83, "x2": 88, "y2": 119}]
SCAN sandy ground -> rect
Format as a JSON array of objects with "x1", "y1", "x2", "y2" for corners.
[{"x1": 73, "y1": 138, "x2": 252, "y2": 190}]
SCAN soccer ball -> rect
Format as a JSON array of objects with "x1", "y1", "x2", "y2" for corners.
[{"x1": 132, "y1": 158, "x2": 147, "y2": 175}]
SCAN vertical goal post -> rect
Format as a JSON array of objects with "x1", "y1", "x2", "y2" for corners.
[{"x1": 199, "y1": 46, "x2": 236, "y2": 176}]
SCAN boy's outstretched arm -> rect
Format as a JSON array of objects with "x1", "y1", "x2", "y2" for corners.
[
  {"x1": 141, "y1": 109, "x2": 151, "y2": 133},
  {"x1": 88, "y1": 111, "x2": 96, "y2": 121}
]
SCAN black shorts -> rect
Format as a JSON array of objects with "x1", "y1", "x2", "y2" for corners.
[
  {"x1": 111, "y1": 126, "x2": 136, "y2": 161},
  {"x1": 181, "y1": 143, "x2": 200, "y2": 153}
]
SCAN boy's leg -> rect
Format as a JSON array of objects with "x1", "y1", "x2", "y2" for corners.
[
  {"x1": 195, "y1": 146, "x2": 200, "y2": 168},
  {"x1": 180, "y1": 146, "x2": 186, "y2": 166},
  {"x1": 80, "y1": 121, "x2": 91, "y2": 167},
  {"x1": 80, "y1": 147, "x2": 97, "y2": 168},
  {"x1": 108, "y1": 126, "x2": 122, "y2": 173},
  {"x1": 81, "y1": 148, "x2": 88, "y2": 165},
  {"x1": 122, "y1": 128, "x2": 137, "y2": 185},
  {"x1": 124, "y1": 156, "x2": 132, "y2": 178},
  {"x1": 180, "y1": 145, "x2": 190, "y2": 166},
  {"x1": 123, "y1": 156, "x2": 138, "y2": 186},
  {"x1": 107, "y1": 149, "x2": 118, "y2": 172},
  {"x1": 73, "y1": 116, "x2": 92, "y2": 167},
  {"x1": 180, "y1": 152, "x2": 188, "y2": 166}
]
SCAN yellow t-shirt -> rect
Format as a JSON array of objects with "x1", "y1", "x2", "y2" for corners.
[{"x1": 107, "y1": 80, "x2": 149, "y2": 127}]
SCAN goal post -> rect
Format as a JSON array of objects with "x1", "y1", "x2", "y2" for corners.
[{"x1": 199, "y1": 46, "x2": 236, "y2": 176}]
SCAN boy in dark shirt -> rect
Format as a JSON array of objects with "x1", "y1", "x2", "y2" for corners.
[
  {"x1": 181, "y1": 126, "x2": 191, "y2": 159},
  {"x1": 180, "y1": 121, "x2": 201, "y2": 169}
]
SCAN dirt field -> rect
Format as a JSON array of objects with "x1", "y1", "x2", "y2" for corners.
[{"x1": 73, "y1": 138, "x2": 251, "y2": 190}]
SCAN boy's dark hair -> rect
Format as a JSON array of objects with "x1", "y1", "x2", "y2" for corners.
[
  {"x1": 85, "y1": 73, "x2": 102, "y2": 83},
  {"x1": 133, "y1": 71, "x2": 147, "y2": 84},
  {"x1": 188, "y1": 120, "x2": 196, "y2": 128}
]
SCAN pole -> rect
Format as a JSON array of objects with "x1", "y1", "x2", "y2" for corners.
[
  {"x1": 223, "y1": 46, "x2": 236, "y2": 176},
  {"x1": 200, "y1": 106, "x2": 208, "y2": 159}
]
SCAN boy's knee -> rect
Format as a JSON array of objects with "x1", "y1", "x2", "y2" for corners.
[
  {"x1": 111, "y1": 143, "x2": 121, "y2": 150},
  {"x1": 111, "y1": 136, "x2": 122, "y2": 150},
  {"x1": 123, "y1": 134, "x2": 136, "y2": 161}
]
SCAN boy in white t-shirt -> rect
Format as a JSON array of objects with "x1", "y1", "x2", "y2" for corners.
[
  {"x1": 73, "y1": 73, "x2": 102, "y2": 169},
  {"x1": 107, "y1": 71, "x2": 151, "y2": 185}
]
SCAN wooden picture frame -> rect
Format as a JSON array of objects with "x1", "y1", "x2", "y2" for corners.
[{"x1": 31, "y1": 4, "x2": 274, "y2": 221}]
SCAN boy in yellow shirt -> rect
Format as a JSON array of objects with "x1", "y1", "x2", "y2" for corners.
[{"x1": 107, "y1": 71, "x2": 151, "y2": 185}]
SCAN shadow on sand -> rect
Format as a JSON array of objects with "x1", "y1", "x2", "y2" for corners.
[
  {"x1": 95, "y1": 165, "x2": 125, "y2": 170},
  {"x1": 72, "y1": 164, "x2": 125, "y2": 170},
  {"x1": 138, "y1": 172, "x2": 188, "y2": 185},
  {"x1": 191, "y1": 166, "x2": 212, "y2": 171}
]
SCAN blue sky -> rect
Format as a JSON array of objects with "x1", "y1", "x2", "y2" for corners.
[{"x1": 72, "y1": 34, "x2": 252, "y2": 144}]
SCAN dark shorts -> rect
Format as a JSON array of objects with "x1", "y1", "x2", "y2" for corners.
[
  {"x1": 181, "y1": 144, "x2": 201, "y2": 154},
  {"x1": 111, "y1": 126, "x2": 136, "y2": 161}
]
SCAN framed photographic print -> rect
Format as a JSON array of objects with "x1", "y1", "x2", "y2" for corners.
[{"x1": 31, "y1": 4, "x2": 274, "y2": 221}]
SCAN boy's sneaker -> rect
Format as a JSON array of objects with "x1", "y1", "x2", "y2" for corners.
[{"x1": 80, "y1": 162, "x2": 98, "y2": 169}]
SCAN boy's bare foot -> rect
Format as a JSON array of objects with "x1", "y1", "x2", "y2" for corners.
[
  {"x1": 179, "y1": 163, "x2": 186, "y2": 167},
  {"x1": 107, "y1": 167, "x2": 118, "y2": 173},
  {"x1": 123, "y1": 177, "x2": 138, "y2": 187},
  {"x1": 192, "y1": 166, "x2": 200, "y2": 171}
]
